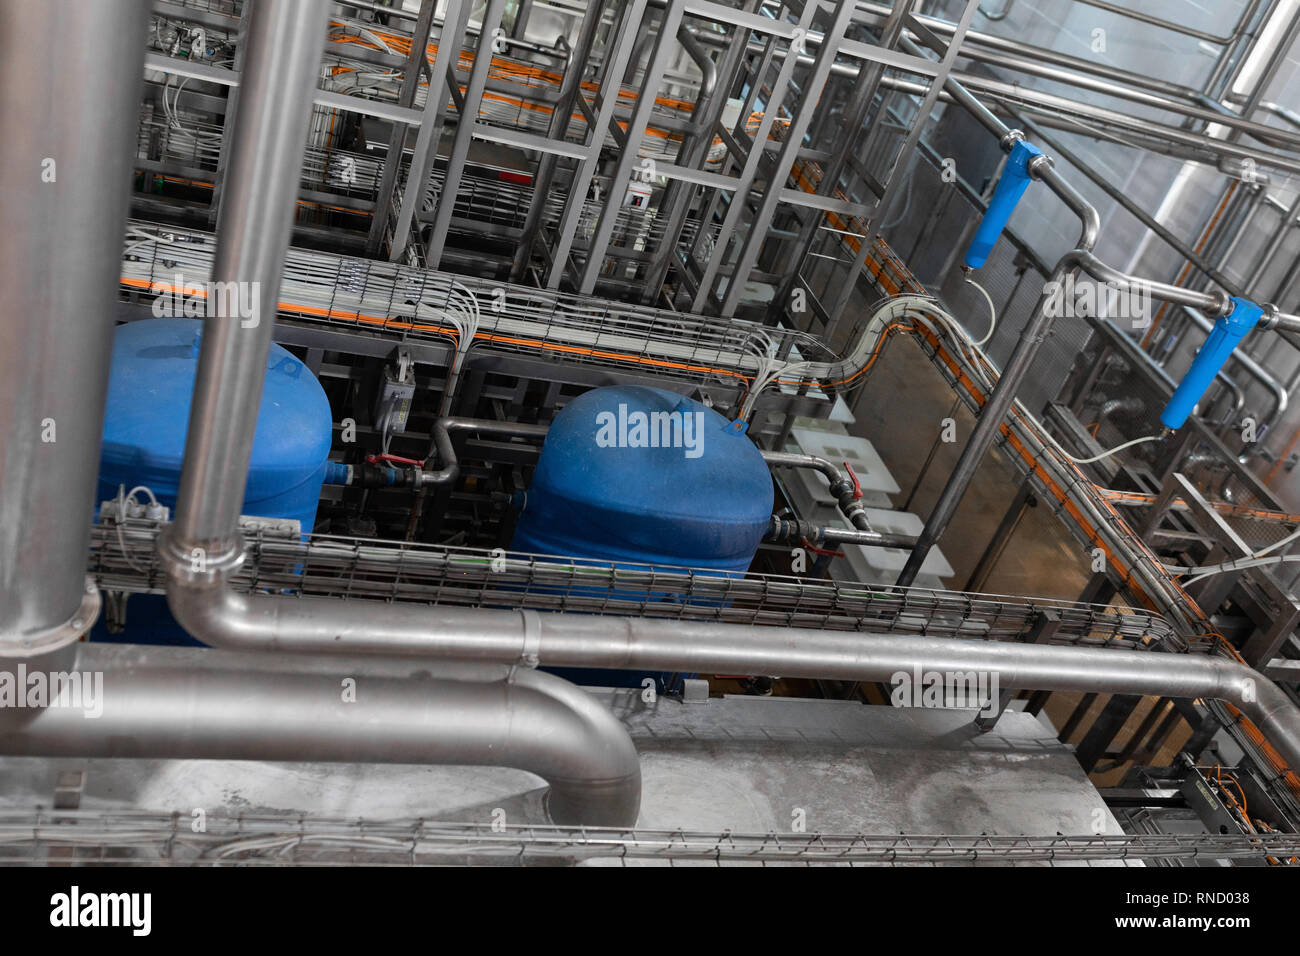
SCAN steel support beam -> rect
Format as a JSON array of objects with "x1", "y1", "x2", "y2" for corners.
[
  {"x1": 388, "y1": 0, "x2": 474, "y2": 262},
  {"x1": 364, "y1": 0, "x2": 440, "y2": 255},
  {"x1": 576, "y1": 0, "x2": 686, "y2": 294},
  {"x1": 824, "y1": 2, "x2": 981, "y2": 336},
  {"x1": 424, "y1": 0, "x2": 508, "y2": 269},
  {"x1": 545, "y1": 0, "x2": 649, "y2": 289},
  {"x1": 718, "y1": 0, "x2": 855, "y2": 317}
]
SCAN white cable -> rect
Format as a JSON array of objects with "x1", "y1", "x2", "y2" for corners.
[
  {"x1": 738, "y1": 326, "x2": 815, "y2": 422},
  {"x1": 1251, "y1": 524, "x2": 1300, "y2": 559},
  {"x1": 963, "y1": 275, "x2": 997, "y2": 347},
  {"x1": 123, "y1": 228, "x2": 176, "y2": 258},
  {"x1": 1166, "y1": 553, "x2": 1300, "y2": 586},
  {"x1": 125, "y1": 485, "x2": 160, "y2": 507},
  {"x1": 908, "y1": 296, "x2": 1161, "y2": 467},
  {"x1": 1056, "y1": 434, "x2": 1163, "y2": 464},
  {"x1": 1167, "y1": 511, "x2": 1300, "y2": 581}
]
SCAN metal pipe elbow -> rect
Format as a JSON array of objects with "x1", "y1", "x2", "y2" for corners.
[
  {"x1": 502, "y1": 666, "x2": 642, "y2": 826},
  {"x1": 1224, "y1": 660, "x2": 1300, "y2": 773},
  {"x1": 158, "y1": 587, "x2": 641, "y2": 825},
  {"x1": 165, "y1": 580, "x2": 279, "y2": 653}
]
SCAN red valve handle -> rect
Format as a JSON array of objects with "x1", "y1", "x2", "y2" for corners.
[
  {"x1": 366, "y1": 453, "x2": 425, "y2": 467},
  {"x1": 800, "y1": 536, "x2": 845, "y2": 558},
  {"x1": 844, "y1": 461, "x2": 862, "y2": 499}
]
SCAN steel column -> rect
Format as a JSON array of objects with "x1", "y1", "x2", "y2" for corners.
[
  {"x1": 717, "y1": 0, "x2": 855, "y2": 316},
  {"x1": 165, "y1": 0, "x2": 328, "y2": 566},
  {"x1": 545, "y1": 0, "x2": 649, "y2": 289},
  {"x1": 576, "y1": 0, "x2": 686, "y2": 294},
  {"x1": 365, "y1": 0, "x2": 440, "y2": 255},
  {"x1": 423, "y1": 0, "x2": 508, "y2": 269},
  {"x1": 0, "y1": 0, "x2": 148, "y2": 654}
]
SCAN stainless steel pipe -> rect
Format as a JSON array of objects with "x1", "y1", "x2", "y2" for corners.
[
  {"x1": 0, "y1": 643, "x2": 641, "y2": 826},
  {"x1": 166, "y1": 0, "x2": 329, "y2": 572},
  {"x1": 139, "y1": 1, "x2": 642, "y2": 826},
  {"x1": 161, "y1": 584, "x2": 1300, "y2": 773},
  {"x1": 423, "y1": 417, "x2": 550, "y2": 486},
  {"x1": 0, "y1": 0, "x2": 148, "y2": 653},
  {"x1": 897, "y1": 165, "x2": 1101, "y2": 589}
]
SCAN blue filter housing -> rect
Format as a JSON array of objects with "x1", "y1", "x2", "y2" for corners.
[
  {"x1": 96, "y1": 317, "x2": 333, "y2": 644},
  {"x1": 964, "y1": 139, "x2": 1042, "y2": 270},
  {"x1": 511, "y1": 385, "x2": 774, "y2": 690}
]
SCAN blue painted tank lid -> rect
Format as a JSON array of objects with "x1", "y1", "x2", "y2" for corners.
[
  {"x1": 99, "y1": 318, "x2": 332, "y2": 500},
  {"x1": 520, "y1": 386, "x2": 773, "y2": 565}
]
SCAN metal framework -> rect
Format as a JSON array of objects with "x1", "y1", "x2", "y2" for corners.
[{"x1": 52, "y1": 0, "x2": 1300, "y2": 854}]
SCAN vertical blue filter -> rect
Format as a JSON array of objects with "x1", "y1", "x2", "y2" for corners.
[
  {"x1": 96, "y1": 318, "x2": 334, "y2": 644},
  {"x1": 511, "y1": 385, "x2": 775, "y2": 689}
]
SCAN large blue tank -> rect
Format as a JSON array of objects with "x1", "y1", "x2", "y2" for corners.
[
  {"x1": 512, "y1": 386, "x2": 773, "y2": 570},
  {"x1": 96, "y1": 318, "x2": 333, "y2": 644},
  {"x1": 98, "y1": 318, "x2": 333, "y2": 529},
  {"x1": 511, "y1": 385, "x2": 773, "y2": 690}
]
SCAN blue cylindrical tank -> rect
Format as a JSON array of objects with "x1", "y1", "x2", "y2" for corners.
[
  {"x1": 512, "y1": 386, "x2": 773, "y2": 571},
  {"x1": 96, "y1": 318, "x2": 333, "y2": 644},
  {"x1": 511, "y1": 386, "x2": 773, "y2": 691},
  {"x1": 98, "y1": 318, "x2": 333, "y2": 529}
]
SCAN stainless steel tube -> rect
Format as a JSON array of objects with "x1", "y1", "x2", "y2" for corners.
[
  {"x1": 0, "y1": 0, "x2": 147, "y2": 653},
  {"x1": 0, "y1": 643, "x2": 641, "y2": 826},
  {"x1": 897, "y1": 166, "x2": 1101, "y2": 588},
  {"x1": 422, "y1": 417, "x2": 550, "y2": 486},
  {"x1": 0, "y1": 0, "x2": 672, "y2": 831},
  {"x1": 161, "y1": 586, "x2": 1300, "y2": 772},
  {"x1": 762, "y1": 450, "x2": 886, "y2": 535},
  {"x1": 767, "y1": 516, "x2": 918, "y2": 550},
  {"x1": 167, "y1": 0, "x2": 328, "y2": 569}
]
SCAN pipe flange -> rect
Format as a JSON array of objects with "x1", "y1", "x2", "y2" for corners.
[
  {"x1": 1027, "y1": 154, "x2": 1055, "y2": 180},
  {"x1": 999, "y1": 129, "x2": 1025, "y2": 150},
  {"x1": 1206, "y1": 289, "x2": 1234, "y2": 318},
  {"x1": 4, "y1": 576, "x2": 100, "y2": 657},
  {"x1": 156, "y1": 526, "x2": 246, "y2": 586}
]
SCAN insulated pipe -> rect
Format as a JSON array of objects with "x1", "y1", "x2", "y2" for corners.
[
  {"x1": 0, "y1": 0, "x2": 148, "y2": 653},
  {"x1": 164, "y1": 0, "x2": 329, "y2": 573},
  {"x1": 160, "y1": 585, "x2": 1300, "y2": 773},
  {"x1": 0, "y1": 643, "x2": 641, "y2": 827}
]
